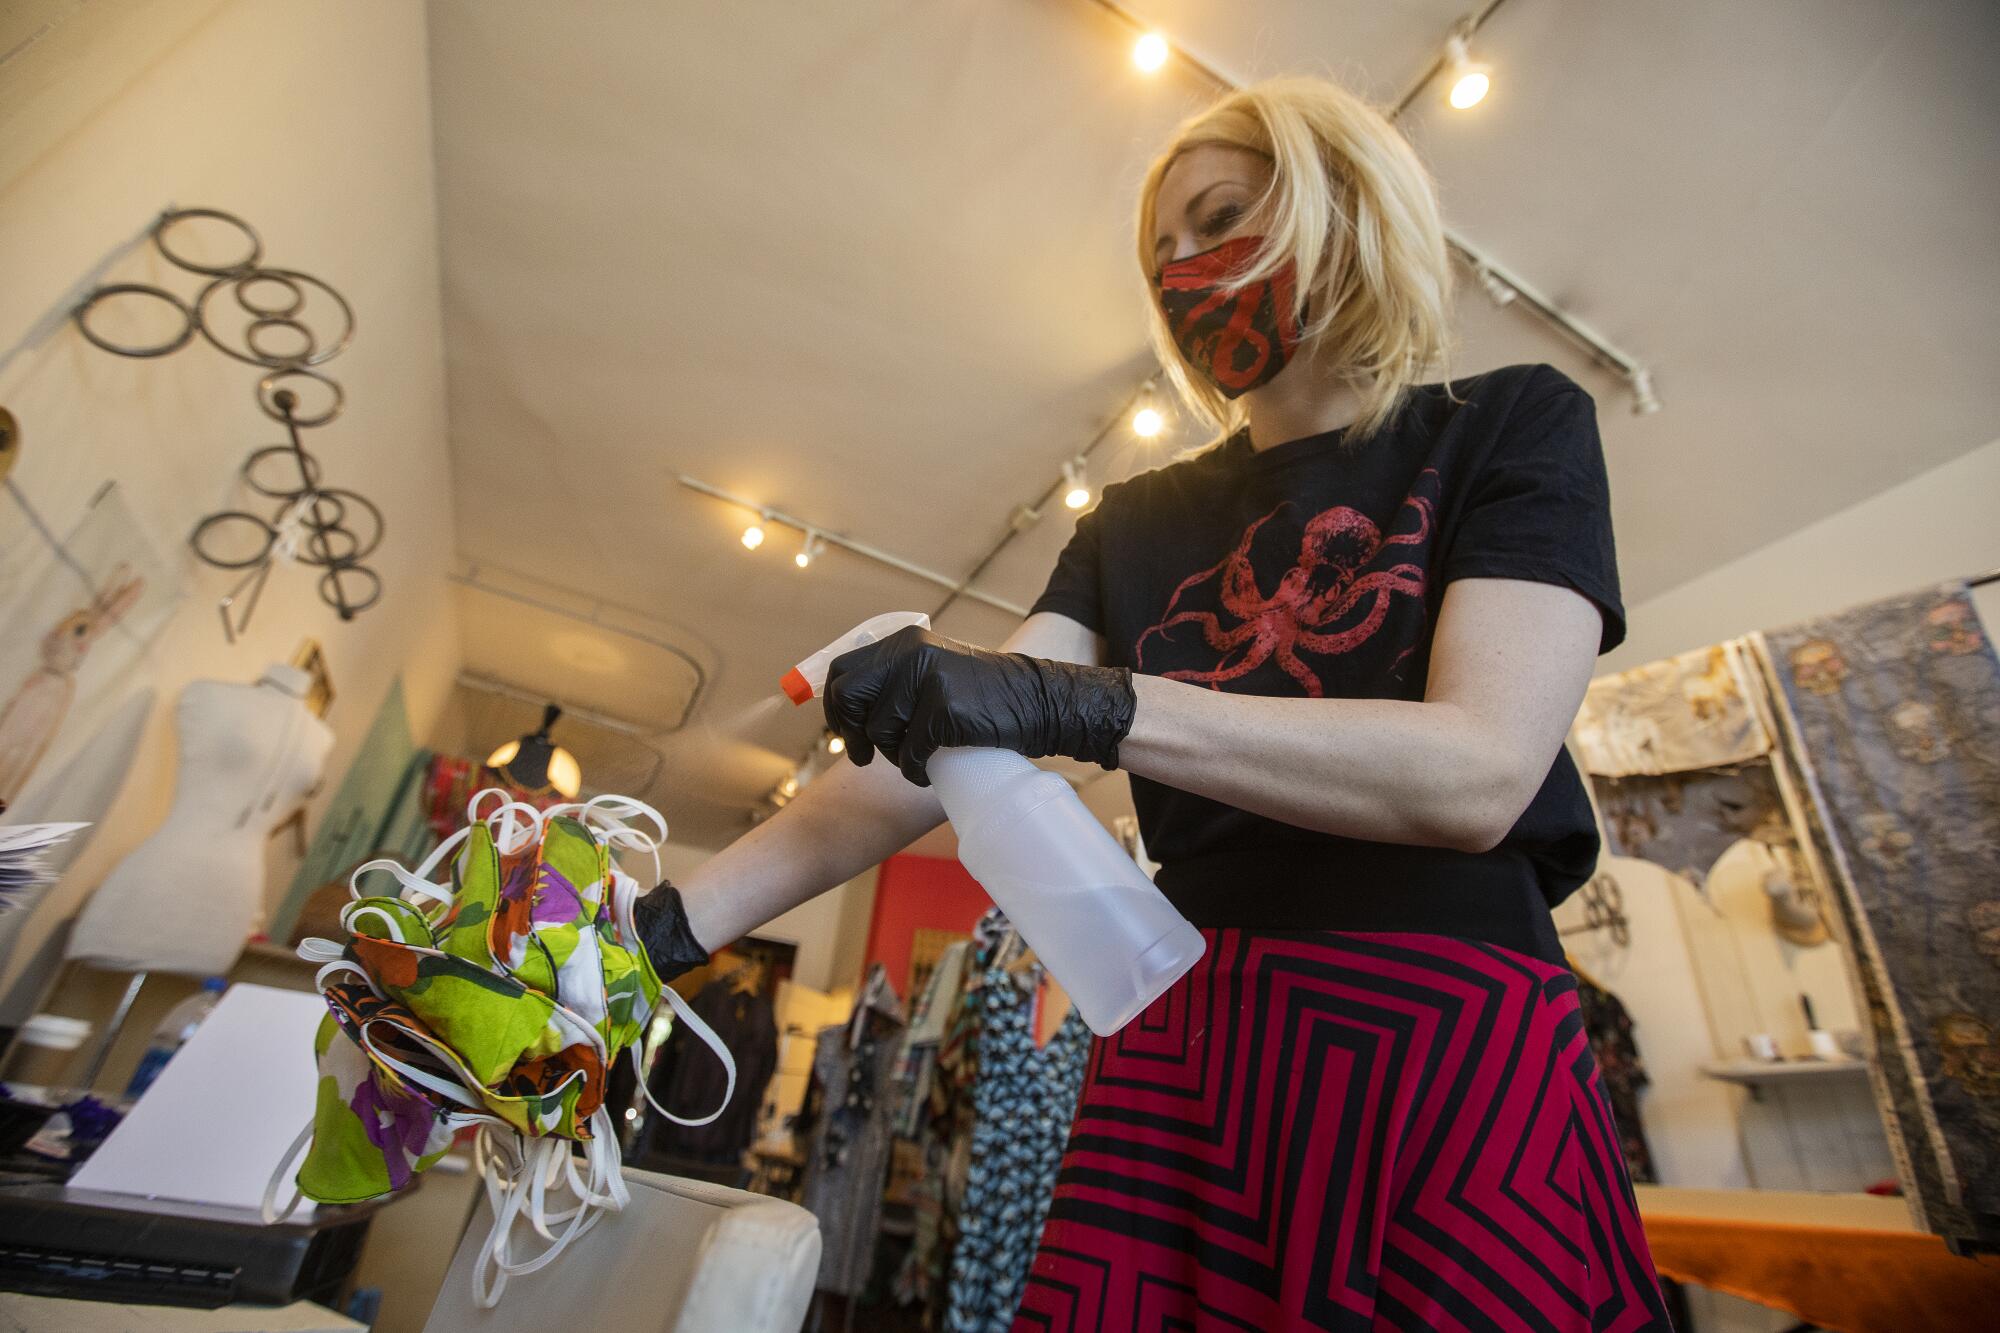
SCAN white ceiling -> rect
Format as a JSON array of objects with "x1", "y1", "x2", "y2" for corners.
[{"x1": 426, "y1": 0, "x2": 2000, "y2": 848}]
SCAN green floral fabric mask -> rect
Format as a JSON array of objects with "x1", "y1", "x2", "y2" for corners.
[{"x1": 264, "y1": 791, "x2": 734, "y2": 1307}]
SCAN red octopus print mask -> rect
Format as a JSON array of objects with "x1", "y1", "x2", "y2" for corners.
[{"x1": 1156, "y1": 235, "x2": 1304, "y2": 398}]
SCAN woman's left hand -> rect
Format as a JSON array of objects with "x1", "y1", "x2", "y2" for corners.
[{"x1": 822, "y1": 625, "x2": 1136, "y2": 786}]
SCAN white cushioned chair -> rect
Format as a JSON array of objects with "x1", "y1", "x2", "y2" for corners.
[{"x1": 422, "y1": 1169, "x2": 820, "y2": 1333}]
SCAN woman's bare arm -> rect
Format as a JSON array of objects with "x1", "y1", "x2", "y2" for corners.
[
  {"x1": 678, "y1": 611, "x2": 1102, "y2": 951},
  {"x1": 1116, "y1": 578, "x2": 1602, "y2": 853}
]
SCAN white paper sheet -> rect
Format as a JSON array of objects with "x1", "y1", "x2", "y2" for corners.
[{"x1": 70, "y1": 981, "x2": 327, "y2": 1218}]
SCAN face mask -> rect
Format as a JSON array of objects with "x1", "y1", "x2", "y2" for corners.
[
  {"x1": 266, "y1": 789, "x2": 737, "y2": 1309},
  {"x1": 1155, "y1": 234, "x2": 1303, "y2": 398}
]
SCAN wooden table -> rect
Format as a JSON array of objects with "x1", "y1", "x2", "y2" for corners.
[{"x1": 1637, "y1": 1186, "x2": 2000, "y2": 1332}]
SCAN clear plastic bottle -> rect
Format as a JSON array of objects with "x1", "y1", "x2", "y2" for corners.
[
  {"x1": 784, "y1": 615, "x2": 1206, "y2": 1035},
  {"x1": 122, "y1": 977, "x2": 227, "y2": 1099},
  {"x1": 926, "y1": 748, "x2": 1204, "y2": 1035}
]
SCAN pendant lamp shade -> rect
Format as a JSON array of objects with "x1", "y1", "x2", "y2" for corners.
[{"x1": 487, "y1": 702, "x2": 582, "y2": 798}]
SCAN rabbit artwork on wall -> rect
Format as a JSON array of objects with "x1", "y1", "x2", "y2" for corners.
[{"x1": 0, "y1": 565, "x2": 146, "y2": 808}]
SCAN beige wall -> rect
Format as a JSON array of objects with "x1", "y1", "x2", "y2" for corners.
[
  {"x1": 1607, "y1": 433, "x2": 2000, "y2": 672},
  {"x1": 0, "y1": 0, "x2": 460, "y2": 1028}
]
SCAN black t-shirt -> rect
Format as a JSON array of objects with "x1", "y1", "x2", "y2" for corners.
[{"x1": 1029, "y1": 362, "x2": 1623, "y2": 964}]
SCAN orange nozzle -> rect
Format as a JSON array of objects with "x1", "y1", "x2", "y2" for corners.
[{"x1": 780, "y1": 667, "x2": 814, "y2": 706}]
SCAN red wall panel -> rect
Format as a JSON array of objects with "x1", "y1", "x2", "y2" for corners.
[{"x1": 860, "y1": 853, "x2": 992, "y2": 997}]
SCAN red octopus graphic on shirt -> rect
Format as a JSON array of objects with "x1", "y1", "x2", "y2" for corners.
[{"x1": 1135, "y1": 469, "x2": 1439, "y2": 696}]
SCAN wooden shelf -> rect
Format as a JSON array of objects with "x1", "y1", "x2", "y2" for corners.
[
  {"x1": 1700, "y1": 1059, "x2": 1871, "y2": 1089},
  {"x1": 239, "y1": 940, "x2": 316, "y2": 967}
]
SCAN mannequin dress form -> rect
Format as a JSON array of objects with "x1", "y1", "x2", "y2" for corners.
[{"x1": 67, "y1": 664, "x2": 334, "y2": 977}]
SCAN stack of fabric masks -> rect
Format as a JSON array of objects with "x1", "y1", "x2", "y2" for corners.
[{"x1": 264, "y1": 789, "x2": 735, "y2": 1306}]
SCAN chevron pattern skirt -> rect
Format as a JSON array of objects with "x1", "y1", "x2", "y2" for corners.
[{"x1": 1012, "y1": 930, "x2": 1674, "y2": 1332}]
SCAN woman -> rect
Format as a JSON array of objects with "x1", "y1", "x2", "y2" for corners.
[{"x1": 637, "y1": 76, "x2": 1671, "y2": 1331}]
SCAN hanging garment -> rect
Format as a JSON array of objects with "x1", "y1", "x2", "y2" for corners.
[
  {"x1": 1572, "y1": 641, "x2": 1772, "y2": 778},
  {"x1": 642, "y1": 977, "x2": 779, "y2": 1164},
  {"x1": 893, "y1": 931, "x2": 991, "y2": 1322},
  {"x1": 1576, "y1": 972, "x2": 1657, "y2": 1185},
  {"x1": 1591, "y1": 762, "x2": 1791, "y2": 897},
  {"x1": 891, "y1": 938, "x2": 969, "y2": 1137},
  {"x1": 1759, "y1": 583, "x2": 2000, "y2": 1251},
  {"x1": 1014, "y1": 928, "x2": 1673, "y2": 1332},
  {"x1": 798, "y1": 971, "x2": 905, "y2": 1297},
  {"x1": 423, "y1": 752, "x2": 564, "y2": 846},
  {"x1": 946, "y1": 960, "x2": 1091, "y2": 1333}
]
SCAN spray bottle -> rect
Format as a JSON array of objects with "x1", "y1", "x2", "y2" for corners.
[{"x1": 783, "y1": 613, "x2": 1206, "y2": 1035}]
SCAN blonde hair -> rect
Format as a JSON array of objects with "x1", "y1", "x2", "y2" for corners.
[{"x1": 1137, "y1": 76, "x2": 1453, "y2": 441}]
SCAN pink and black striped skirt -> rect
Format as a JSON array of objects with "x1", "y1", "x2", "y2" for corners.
[{"x1": 1013, "y1": 930, "x2": 1673, "y2": 1332}]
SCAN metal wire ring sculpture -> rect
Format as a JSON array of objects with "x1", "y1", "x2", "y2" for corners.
[
  {"x1": 234, "y1": 272, "x2": 305, "y2": 318},
  {"x1": 152, "y1": 207, "x2": 263, "y2": 276},
  {"x1": 244, "y1": 316, "x2": 317, "y2": 366},
  {"x1": 197, "y1": 267, "x2": 354, "y2": 368},
  {"x1": 72, "y1": 283, "x2": 196, "y2": 358},
  {"x1": 242, "y1": 444, "x2": 324, "y2": 498},
  {"x1": 292, "y1": 488, "x2": 383, "y2": 565},
  {"x1": 319, "y1": 564, "x2": 383, "y2": 616},
  {"x1": 190, "y1": 509, "x2": 281, "y2": 570},
  {"x1": 256, "y1": 368, "x2": 344, "y2": 427},
  {"x1": 75, "y1": 207, "x2": 387, "y2": 635}
]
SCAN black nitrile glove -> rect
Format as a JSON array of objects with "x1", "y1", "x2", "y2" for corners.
[
  {"x1": 822, "y1": 625, "x2": 1137, "y2": 787},
  {"x1": 631, "y1": 878, "x2": 712, "y2": 983}
]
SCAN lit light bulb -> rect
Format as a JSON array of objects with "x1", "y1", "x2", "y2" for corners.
[
  {"x1": 778, "y1": 774, "x2": 799, "y2": 798},
  {"x1": 1132, "y1": 33, "x2": 1169, "y2": 73},
  {"x1": 1444, "y1": 34, "x2": 1490, "y2": 110},
  {"x1": 827, "y1": 733, "x2": 846, "y2": 755},
  {"x1": 794, "y1": 550, "x2": 811, "y2": 568},
  {"x1": 1131, "y1": 406, "x2": 1164, "y2": 438},
  {"x1": 547, "y1": 746, "x2": 582, "y2": 799},
  {"x1": 1061, "y1": 458, "x2": 1091, "y2": 510},
  {"x1": 741, "y1": 523, "x2": 765, "y2": 550},
  {"x1": 794, "y1": 531, "x2": 823, "y2": 569},
  {"x1": 624, "y1": 1106, "x2": 638, "y2": 1121}
]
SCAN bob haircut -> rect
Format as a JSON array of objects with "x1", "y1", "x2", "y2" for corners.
[{"x1": 1137, "y1": 76, "x2": 1454, "y2": 442}]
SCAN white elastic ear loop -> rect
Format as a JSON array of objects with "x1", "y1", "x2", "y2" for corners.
[
  {"x1": 361, "y1": 1041, "x2": 484, "y2": 1112},
  {"x1": 347, "y1": 821, "x2": 469, "y2": 908},
  {"x1": 550, "y1": 793, "x2": 669, "y2": 846},
  {"x1": 341, "y1": 902, "x2": 408, "y2": 943},
  {"x1": 296, "y1": 936, "x2": 347, "y2": 965},
  {"x1": 577, "y1": 1106, "x2": 630, "y2": 1210},
  {"x1": 634, "y1": 984, "x2": 736, "y2": 1128},
  {"x1": 553, "y1": 793, "x2": 669, "y2": 890},
  {"x1": 260, "y1": 1116, "x2": 316, "y2": 1224},
  {"x1": 537, "y1": 1108, "x2": 627, "y2": 1229},
  {"x1": 314, "y1": 958, "x2": 379, "y2": 999},
  {"x1": 474, "y1": 1131, "x2": 526, "y2": 1307},
  {"x1": 610, "y1": 870, "x2": 644, "y2": 948},
  {"x1": 485, "y1": 799, "x2": 547, "y2": 856},
  {"x1": 476, "y1": 1136, "x2": 606, "y2": 1305}
]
